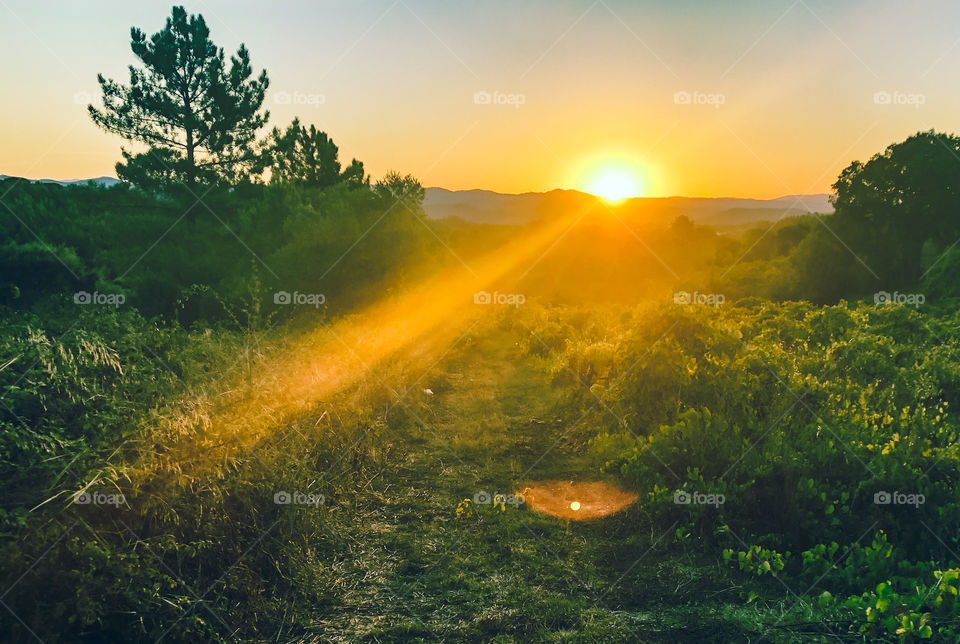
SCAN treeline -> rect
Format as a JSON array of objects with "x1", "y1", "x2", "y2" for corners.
[
  {"x1": 720, "y1": 130, "x2": 960, "y2": 305},
  {"x1": 0, "y1": 176, "x2": 430, "y2": 322}
]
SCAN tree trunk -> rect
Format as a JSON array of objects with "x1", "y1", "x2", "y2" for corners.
[{"x1": 185, "y1": 123, "x2": 196, "y2": 222}]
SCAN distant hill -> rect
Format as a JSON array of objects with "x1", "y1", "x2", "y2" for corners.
[
  {"x1": 0, "y1": 174, "x2": 119, "y2": 187},
  {"x1": 0, "y1": 177, "x2": 832, "y2": 228},
  {"x1": 423, "y1": 188, "x2": 832, "y2": 228}
]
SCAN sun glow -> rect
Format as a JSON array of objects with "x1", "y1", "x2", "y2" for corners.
[
  {"x1": 581, "y1": 158, "x2": 648, "y2": 202},
  {"x1": 587, "y1": 171, "x2": 639, "y2": 202}
]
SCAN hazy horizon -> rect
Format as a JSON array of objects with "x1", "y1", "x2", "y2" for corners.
[{"x1": 0, "y1": 170, "x2": 834, "y2": 201}]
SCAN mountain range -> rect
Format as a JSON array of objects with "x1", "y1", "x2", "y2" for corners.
[
  {"x1": 0, "y1": 174, "x2": 120, "y2": 187},
  {"x1": 423, "y1": 188, "x2": 833, "y2": 227}
]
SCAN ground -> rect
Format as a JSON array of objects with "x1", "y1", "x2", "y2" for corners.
[{"x1": 280, "y1": 326, "x2": 833, "y2": 643}]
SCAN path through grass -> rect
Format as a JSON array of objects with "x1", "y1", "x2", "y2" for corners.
[{"x1": 291, "y1": 327, "x2": 796, "y2": 643}]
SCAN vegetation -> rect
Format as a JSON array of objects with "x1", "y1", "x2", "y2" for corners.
[
  {"x1": 5, "y1": 5, "x2": 960, "y2": 643},
  {"x1": 89, "y1": 6, "x2": 270, "y2": 197},
  {"x1": 263, "y1": 117, "x2": 367, "y2": 188}
]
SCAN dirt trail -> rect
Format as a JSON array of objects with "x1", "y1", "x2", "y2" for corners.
[{"x1": 306, "y1": 326, "x2": 663, "y2": 641}]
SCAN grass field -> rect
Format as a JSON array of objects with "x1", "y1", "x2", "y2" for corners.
[{"x1": 274, "y1": 324, "x2": 842, "y2": 643}]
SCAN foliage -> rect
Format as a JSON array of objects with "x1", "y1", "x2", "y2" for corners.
[
  {"x1": 0, "y1": 176, "x2": 433, "y2": 322},
  {"x1": 89, "y1": 6, "x2": 270, "y2": 193},
  {"x1": 515, "y1": 298, "x2": 960, "y2": 640},
  {"x1": 723, "y1": 545, "x2": 787, "y2": 578},
  {"x1": 373, "y1": 171, "x2": 426, "y2": 210},
  {"x1": 832, "y1": 130, "x2": 960, "y2": 285},
  {"x1": 262, "y1": 117, "x2": 367, "y2": 188}
]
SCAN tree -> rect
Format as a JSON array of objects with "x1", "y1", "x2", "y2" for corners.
[
  {"x1": 263, "y1": 118, "x2": 367, "y2": 188},
  {"x1": 373, "y1": 171, "x2": 424, "y2": 210},
  {"x1": 831, "y1": 130, "x2": 960, "y2": 284},
  {"x1": 340, "y1": 159, "x2": 369, "y2": 188},
  {"x1": 788, "y1": 224, "x2": 872, "y2": 303},
  {"x1": 89, "y1": 6, "x2": 269, "y2": 201}
]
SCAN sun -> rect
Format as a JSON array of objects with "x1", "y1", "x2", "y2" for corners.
[
  {"x1": 587, "y1": 171, "x2": 638, "y2": 202},
  {"x1": 582, "y1": 162, "x2": 646, "y2": 202}
]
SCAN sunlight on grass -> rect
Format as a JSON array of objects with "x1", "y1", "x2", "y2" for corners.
[{"x1": 135, "y1": 204, "x2": 596, "y2": 489}]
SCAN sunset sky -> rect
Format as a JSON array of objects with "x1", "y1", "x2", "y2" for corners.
[{"x1": 3, "y1": 0, "x2": 960, "y2": 198}]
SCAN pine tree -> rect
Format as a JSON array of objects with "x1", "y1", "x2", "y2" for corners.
[
  {"x1": 264, "y1": 118, "x2": 369, "y2": 188},
  {"x1": 89, "y1": 6, "x2": 269, "y2": 204}
]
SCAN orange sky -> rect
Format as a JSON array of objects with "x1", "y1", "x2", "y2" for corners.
[{"x1": 2, "y1": 0, "x2": 960, "y2": 198}]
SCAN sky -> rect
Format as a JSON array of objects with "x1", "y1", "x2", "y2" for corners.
[{"x1": 2, "y1": 0, "x2": 960, "y2": 198}]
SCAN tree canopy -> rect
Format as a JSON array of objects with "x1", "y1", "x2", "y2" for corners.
[
  {"x1": 373, "y1": 171, "x2": 425, "y2": 210},
  {"x1": 831, "y1": 130, "x2": 960, "y2": 284},
  {"x1": 89, "y1": 6, "x2": 269, "y2": 197},
  {"x1": 263, "y1": 118, "x2": 368, "y2": 188}
]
